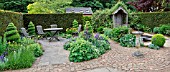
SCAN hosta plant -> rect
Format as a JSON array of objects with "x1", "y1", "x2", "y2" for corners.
[{"x1": 120, "y1": 34, "x2": 136, "y2": 47}]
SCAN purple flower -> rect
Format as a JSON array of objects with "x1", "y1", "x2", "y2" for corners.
[
  {"x1": 0, "y1": 51, "x2": 8, "y2": 62},
  {"x1": 0, "y1": 55, "x2": 5, "y2": 62},
  {"x1": 95, "y1": 33, "x2": 100, "y2": 39}
]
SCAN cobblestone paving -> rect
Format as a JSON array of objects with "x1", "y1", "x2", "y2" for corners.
[{"x1": 5, "y1": 38, "x2": 170, "y2": 72}]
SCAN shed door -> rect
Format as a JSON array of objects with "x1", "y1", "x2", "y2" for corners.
[{"x1": 116, "y1": 14, "x2": 123, "y2": 26}]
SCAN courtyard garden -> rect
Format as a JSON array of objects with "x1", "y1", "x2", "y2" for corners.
[{"x1": 0, "y1": 0, "x2": 170, "y2": 72}]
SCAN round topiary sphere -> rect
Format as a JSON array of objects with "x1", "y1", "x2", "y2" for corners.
[{"x1": 151, "y1": 34, "x2": 165, "y2": 47}]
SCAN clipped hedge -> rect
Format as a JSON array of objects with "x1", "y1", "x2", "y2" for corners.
[
  {"x1": 23, "y1": 13, "x2": 83, "y2": 31},
  {"x1": 132, "y1": 12, "x2": 170, "y2": 28},
  {"x1": 0, "y1": 10, "x2": 23, "y2": 36}
]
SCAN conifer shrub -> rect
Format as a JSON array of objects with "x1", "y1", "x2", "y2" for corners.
[
  {"x1": 72, "y1": 19, "x2": 78, "y2": 28},
  {"x1": 151, "y1": 34, "x2": 165, "y2": 47},
  {"x1": 28, "y1": 21, "x2": 35, "y2": 36},
  {"x1": 5, "y1": 23, "x2": 20, "y2": 42}
]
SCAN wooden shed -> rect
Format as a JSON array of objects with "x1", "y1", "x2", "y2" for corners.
[{"x1": 112, "y1": 6, "x2": 128, "y2": 27}]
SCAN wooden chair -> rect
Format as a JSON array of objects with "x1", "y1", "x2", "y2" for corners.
[
  {"x1": 20, "y1": 27, "x2": 32, "y2": 38},
  {"x1": 72, "y1": 24, "x2": 82, "y2": 37},
  {"x1": 36, "y1": 25, "x2": 47, "y2": 39}
]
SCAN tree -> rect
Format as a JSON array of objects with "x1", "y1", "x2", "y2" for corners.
[
  {"x1": 27, "y1": 0, "x2": 72, "y2": 14},
  {"x1": 128, "y1": 0, "x2": 168, "y2": 12},
  {"x1": 1, "y1": 0, "x2": 33, "y2": 13},
  {"x1": 71, "y1": 0, "x2": 104, "y2": 12}
]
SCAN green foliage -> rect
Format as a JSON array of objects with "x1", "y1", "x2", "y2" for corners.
[
  {"x1": 159, "y1": 24, "x2": 170, "y2": 35},
  {"x1": 27, "y1": 0, "x2": 72, "y2": 14},
  {"x1": 120, "y1": 34, "x2": 136, "y2": 47},
  {"x1": 6, "y1": 48, "x2": 35, "y2": 70},
  {"x1": 148, "y1": 44, "x2": 160, "y2": 50},
  {"x1": 20, "y1": 37, "x2": 35, "y2": 46},
  {"x1": 66, "y1": 32, "x2": 110, "y2": 62},
  {"x1": 83, "y1": 16, "x2": 91, "y2": 24},
  {"x1": 64, "y1": 41, "x2": 73, "y2": 50},
  {"x1": 132, "y1": 12, "x2": 170, "y2": 28},
  {"x1": 69, "y1": 38, "x2": 100, "y2": 62},
  {"x1": 5, "y1": 23, "x2": 20, "y2": 42},
  {"x1": 66, "y1": 28, "x2": 77, "y2": 34},
  {"x1": 91, "y1": 38, "x2": 110, "y2": 55},
  {"x1": 92, "y1": 9, "x2": 112, "y2": 31},
  {"x1": 97, "y1": 26, "x2": 104, "y2": 34},
  {"x1": 28, "y1": 21, "x2": 35, "y2": 36},
  {"x1": 27, "y1": 43, "x2": 43, "y2": 57},
  {"x1": 0, "y1": 34, "x2": 7, "y2": 55},
  {"x1": 0, "y1": 36, "x2": 5, "y2": 55},
  {"x1": 92, "y1": 1, "x2": 129, "y2": 31},
  {"x1": 23, "y1": 13, "x2": 83, "y2": 32},
  {"x1": 153, "y1": 27, "x2": 160, "y2": 33},
  {"x1": 151, "y1": 34, "x2": 166, "y2": 47},
  {"x1": 72, "y1": 19, "x2": 78, "y2": 28},
  {"x1": 2, "y1": 0, "x2": 33, "y2": 13},
  {"x1": 0, "y1": 61, "x2": 6, "y2": 70},
  {"x1": 112, "y1": 26, "x2": 129, "y2": 42},
  {"x1": 84, "y1": 21, "x2": 93, "y2": 34},
  {"x1": 0, "y1": 37, "x2": 42, "y2": 70},
  {"x1": 0, "y1": 10, "x2": 23, "y2": 36},
  {"x1": 130, "y1": 23, "x2": 152, "y2": 33},
  {"x1": 103, "y1": 28, "x2": 113, "y2": 38},
  {"x1": 71, "y1": 0, "x2": 104, "y2": 12}
]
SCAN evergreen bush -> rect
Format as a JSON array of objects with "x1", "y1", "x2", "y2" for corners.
[
  {"x1": 28, "y1": 21, "x2": 35, "y2": 36},
  {"x1": 151, "y1": 34, "x2": 165, "y2": 47},
  {"x1": 5, "y1": 23, "x2": 20, "y2": 42},
  {"x1": 72, "y1": 19, "x2": 78, "y2": 28},
  {"x1": 84, "y1": 21, "x2": 93, "y2": 34}
]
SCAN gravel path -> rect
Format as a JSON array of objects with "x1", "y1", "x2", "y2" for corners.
[{"x1": 5, "y1": 38, "x2": 170, "y2": 72}]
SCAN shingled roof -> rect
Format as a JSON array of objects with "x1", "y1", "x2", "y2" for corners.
[{"x1": 66, "y1": 7, "x2": 93, "y2": 15}]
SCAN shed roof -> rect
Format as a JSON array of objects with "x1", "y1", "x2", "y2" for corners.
[
  {"x1": 112, "y1": 6, "x2": 128, "y2": 15},
  {"x1": 66, "y1": 7, "x2": 93, "y2": 15}
]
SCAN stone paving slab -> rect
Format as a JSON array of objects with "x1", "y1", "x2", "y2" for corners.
[{"x1": 34, "y1": 37, "x2": 70, "y2": 66}]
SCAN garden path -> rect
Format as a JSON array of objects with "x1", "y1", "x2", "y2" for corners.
[
  {"x1": 33, "y1": 38, "x2": 70, "y2": 66},
  {"x1": 5, "y1": 38, "x2": 170, "y2": 72}
]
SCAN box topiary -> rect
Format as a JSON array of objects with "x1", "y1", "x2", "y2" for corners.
[
  {"x1": 28, "y1": 21, "x2": 36, "y2": 36},
  {"x1": 84, "y1": 21, "x2": 93, "y2": 34},
  {"x1": 5, "y1": 23, "x2": 20, "y2": 42},
  {"x1": 72, "y1": 19, "x2": 78, "y2": 28},
  {"x1": 151, "y1": 34, "x2": 165, "y2": 47}
]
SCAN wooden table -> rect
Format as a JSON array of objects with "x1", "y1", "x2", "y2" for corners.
[{"x1": 44, "y1": 28, "x2": 63, "y2": 42}]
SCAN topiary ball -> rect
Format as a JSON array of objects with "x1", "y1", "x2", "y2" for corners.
[{"x1": 151, "y1": 34, "x2": 165, "y2": 47}]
